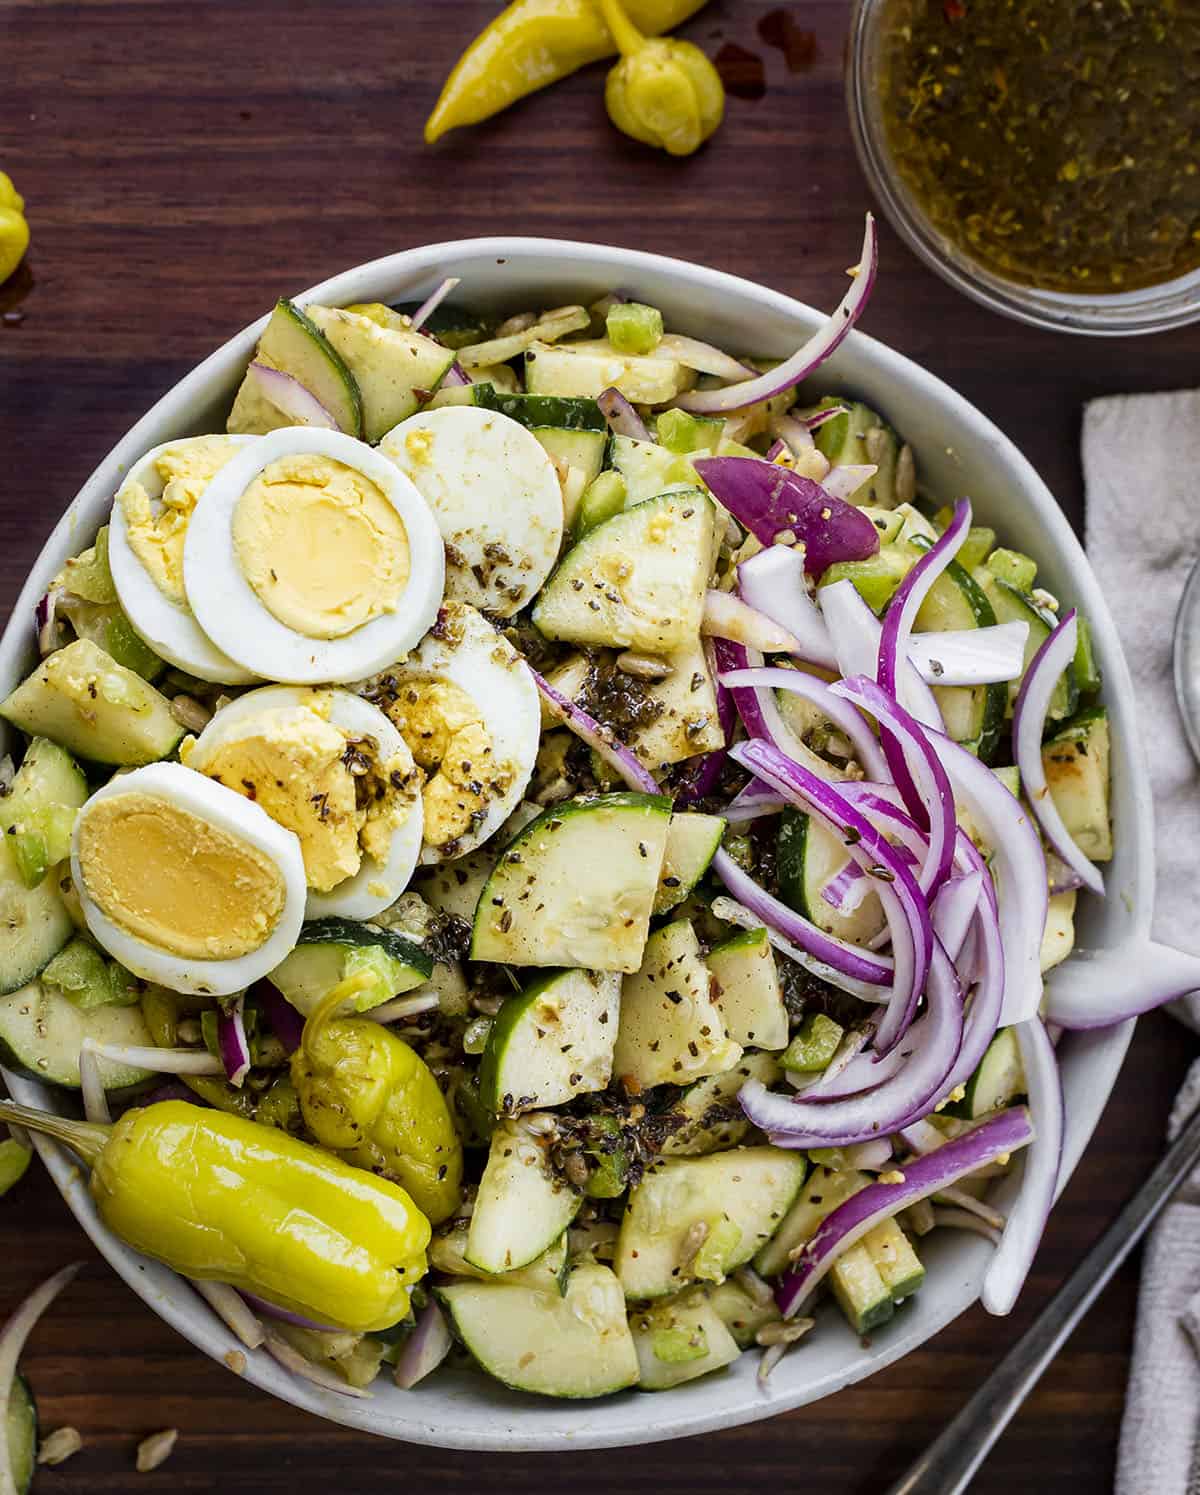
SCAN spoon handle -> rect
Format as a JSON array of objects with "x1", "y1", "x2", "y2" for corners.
[{"x1": 886, "y1": 1103, "x2": 1200, "y2": 1495}]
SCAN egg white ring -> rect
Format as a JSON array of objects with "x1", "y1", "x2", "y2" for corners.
[
  {"x1": 373, "y1": 602, "x2": 541, "y2": 865},
  {"x1": 182, "y1": 427, "x2": 446, "y2": 685},
  {"x1": 70, "y1": 761, "x2": 308, "y2": 997},
  {"x1": 186, "y1": 685, "x2": 425, "y2": 921},
  {"x1": 107, "y1": 435, "x2": 262, "y2": 685}
]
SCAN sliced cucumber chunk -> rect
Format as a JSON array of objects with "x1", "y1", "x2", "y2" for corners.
[
  {"x1": 534, "y1": 426, "x2": 609, "y2": 488},
  {"x1": 706, "y1": 927, "x2": 788, "y2": 1050},
  {"x1": 659, "y1": 1049, "x2": 782, "y2": 1157},
  {"x1": 630, "y1": 1290, "x2": 740, "y2": 1390},
  {"x1": 437, "y1": 1263, "x2": 639, "y2": 1399},
  {"x1": 269, "y1": 919, "x2": 432, "y2": 1016},
  {"x1": 754, "y1": 1165, "x2": 870, "y2": 1278},
  {"x1": 1, "y1": 738, "x2": 88, "y2": 889},
  {"x1": 0, "y1": 833, "x2": 73, "y2": 996},
  {"x1": 613, "y1": 920, "x2": 740, "y2": 1091},
  {"x1": 864, "y1": 1217, "x2": 924, "y2": 1300},
  {"x1": 1043, "y1": 706, "x2": 1112, "y2": 861},
  {"x1": 6, "y1": 1374, "x2": 36, "y2": 1495},
  {"x1": 254, "y1": 299, "x2": 363, "y2": 437},
  {"x1": 780, "y1": 1012, "x2": 844, "y2": 1074},
  {"x1": 830, "y1": 1241, "x2": 894, "y2": 1334},
  {"x1": 471, "y1": 793, "x2": 672, "y2": 972},
  {"x1": 525, "y1": 340, "x2": 695, "y2": 405},
  {"x1": 41, "y1": 936, "x2": 136, "y2": 1010},
  {"x1": 575, "y1": 471, "x2": 628, "y2": 539},
  {"x1": 0, "y1": 980, "x2": 154, "y2": 1088},
  {"x1": 915, "y1": 559, "x2": 1006, "y2": 759},
  {"x1": 655, "y1": 812, "x2": 725, "y2": 917},
  {"x1": 811, "y1": 398, "x2": 903, "y2": 508},
  {"x1": 979, "y1": 576, "x2": 1078, "y2": 720},
  {"x1": 616, "y1": 1147, "x2": 808, "y2": 1300},
  {"x1": 777, "y1": 808, "x2": 885, "y2": 946},
  {"x1": 958, "y1": 1026, "x2": 1026, "y2": 1119},
  {"x1": 429, "y1": 1219, "x2": 569, "y2": 1294},
  {"x1": 466, "y1": 1118, "x2": 581, "y2": 1274},
  {"x1": 609, "y1": 434, "x2": 705, "y2": 508},
  {"x1": 478, "y1": 967, "x2": 620, "y2": 1115},
  {"x1": 707, "y1": 1277, "x2": 782, "y2": 1349}
]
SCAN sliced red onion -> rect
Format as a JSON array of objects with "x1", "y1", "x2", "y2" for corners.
[
  {"x1": 254, "y1": 981, "x2": 304, "y2": 1055},
  {"x1": 442, "y1": 362, "x2": 470, "y2": 387},
  {"x1": 531, "y1": 668, "x2": 659, "y2": 794},
  {"x1": 702, "y1": 590, "x2": 803, "y2": 655},
  {"x1": 768, "y1": 413, "x2": 816, "y2": 458},
  {"x1": 369, "y1": 991, "x2": 440, "y2": 1024},
  {"x1": 262, "y1": 1328, "x2": 371, "y2": 1399},
  {"x1": 694, "y1": 458, "x2": 881, "y2": 573},
  {"x1": 731, "y1": 737, "x2": 932, "y2": 1055},
  {"x1": 715, "y1": 639, "x2": 849, "y2": 789},
  {"x1": 78, "y1": 1040, "x2": 112, "y2": 1125},
  {"x1": 804, "y1": 404, "x2": 851, "y2": 431},
  {"x1": 936, "y1": 1185, "x2": 1005, "y2": 1231},
  {"x1": 141, "y1": 1079, "x2": 201, "y2": 1107},
  {"x1": 908, "y1": 622, "x2": 1029, "y2": 687},
  {"x1": 0, "y1": 1261, "x2": 83, "y2": 1489},
  {"x1": 820, "y1": 861, "x2": 869, "y2": 914},
  {"x1": 652, "y1": 334, "x2": 757, "y2": 382},
  {"x1": 193, "y1": 1280, "x2": 266, "y2": 1350},
  {"x1": 821, "y1": 464, "x2": 877, "y2": 502},
  {"x1": 933, "y1": 1207, "x2": 1002, "y2": 1247},
  {"x1": 776, "y1": 1106, "x2": 1034, "y2": 1317},
  {"x1": 737, "y1": 546, "x2": 838, "y2": 670},
  {"x1": 35, "y1": 587, "x2": 63, "y2": 657},
  {"x1": 819, "y1": 580, "x2": 943, "y2": 730},
  {"x1": 721, "y1": 666, "x2": 889, "y2": 783},
  {"x1": 877, "y1": 499, "x2": 971, "y2": 699},
  {"x1": 712, "y1": 849, "x2": 891, "y2": 991},
  {"x1": 88, "y1": 1042, "x2": 224, "y2": 1076},
  {"x1": 789, "y1": 1025, "x2": 873, "y2": 1093},
  {"x1": 1044, "y1": 937, "x2": 1200, "y2": 1030},
  {"x1": 749, "y1": 942, "x2": 961, "y2": 1144},
  {"x1": 842, "y1": 1138, "x2": 894, "y2": 1170},
  {"x1": 247, "y1": 362, "x2": 339, "y2": 431},
  {"x1": 981, "y1": 1019, "x2": 1062, "y2": 1315},
  {"x1": 935, "y1": 898, "x2": 1005, "y2": 1105},
  {"x1": 1013, "y1": 610, "x2": 1105, "y2": 897},
  {"x1": 711, "y1": 894, "x2": 886, "y2": 1003},
  {"x1": 765, "y1": 438, "x2": 789, "y2": 463},
  {"x1": 218, "y1": 994, "x2": 251, "y2": 1088},
  {"x1": 897, "y1": 1117, "x2": 945, "y2": 1155},
  {"x1": 597, "y1": 387, "x2": 650, "y2": 441},
  {"x1": 240, "y1": 1292, "x2": 339, "y2": 1334},
  {"x1": 723, "y1": 779, "x2": 788, "y2": 824},
  {"x1": 393, "y1": 1300, "x2": 453, "y2": 1389},
  {"x1": 834, "y1": 677, "x2": 956, "y2": 898},
  {"x1": 680, "y1": 215, "x2": 879, "y2": 415},
  {"x1": 931, "y1": 870, "x2": 985, "y2": 965},
  {"x1": 408, "y1": 276, "x2": 461, "y2": 332},
  {"x1": 1044, "y1": 850, "x2": 1085, "y2": 896}
]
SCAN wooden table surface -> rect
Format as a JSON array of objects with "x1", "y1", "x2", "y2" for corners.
[{"x1": 2, "y1": 0, "x2": 1197, "y2": 1489}]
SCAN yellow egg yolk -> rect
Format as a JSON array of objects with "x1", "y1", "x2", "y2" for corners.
[
  {"x1": 232, "y1": 454, "x2": 410, "y2": 640},
  {"x1": 120, "y1": 437, "x2": 243, "y2": 607},
  {"x1": 186, "y1": 705, "x2": 417, "y2": 893},
  {"x1": 76, "y1": 791, "x2": 287, "y2": 960},
  {"x1": 381, "y1": 679, "x2": 507, "y2": 850}
]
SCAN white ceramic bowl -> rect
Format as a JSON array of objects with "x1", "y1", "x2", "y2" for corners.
[{"x1": 0, "y1": 239, "x2": 1183, "y2": 1450}]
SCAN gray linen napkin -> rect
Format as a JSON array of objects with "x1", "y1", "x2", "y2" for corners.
[{"x1": 1082, "y1": 390, "x2": 1200, "y2": 1495}]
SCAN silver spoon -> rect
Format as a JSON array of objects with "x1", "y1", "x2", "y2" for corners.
[{"x1": 885, "y1": 560, "x2": 1200, "y2": 1495}]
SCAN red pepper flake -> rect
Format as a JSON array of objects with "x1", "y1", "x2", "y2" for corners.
[{"x1": 943, "y1": 0, "x2": 966, "y2": 18}]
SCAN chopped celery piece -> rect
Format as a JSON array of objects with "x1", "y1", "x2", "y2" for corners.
[
  {"x1": 574, "y1": 470, "x2": 627, "y2": 538},
  {"x1": 987, "y1": 547, "x2": 1037, "y2": 592},
  {"x1": 652, "y1": 1325, "x2": 708, "y2": 1364},
  {"x1": 0, "y1": 1136, "x2": 31, "y2": 1197},
  {"x1": 656, "y1": 409, "x2": 723, "y2": 454},
  {"x1": 781, "y1": 1013, "x2": 844, "y2": 1073},
  {"x1": 606, "y1": 301, "x2": 664, "y2": 356},
  {"x1": 1074, "y1": 613, "x2": 1101, "y2": 694},
  {"x1": 41, "y1": 937, "x2": 138, "y2": 1010}
]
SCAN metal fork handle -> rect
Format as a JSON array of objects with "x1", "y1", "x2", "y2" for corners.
[{"x1": 886, "y1": 1102, "x2": 1200, "y2": 1495}]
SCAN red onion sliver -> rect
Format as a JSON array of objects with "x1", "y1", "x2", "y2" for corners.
[
  {"x1": 723, "y1": 778, "x2": 788, "y2": 824},
  {"x1": 737, "y1": 545, "x2": 838, "y2": 670},
  {"x1": 981, "y1": 1019, "x2": 1062, "y2": 1315},
  {"x1": 393, "y1": 1300, "x2": 454, "y2": 1389},
  {"x1": 652, "y1": 334, "x2": 757, "y2": 382},
  {"x1": 408, "y1": 276, "x2": 461, "y2": 332},
  {"x1": 897, "y1": 1118, "x2": 945, "y2": 1155},
  {"x1": 775, "y1": 1105, "x2": 1034, "y2": 1317},
  {"x1": 597, "y1": 387, "x2": 650, "y2": 441},
  {"x1": 931, "y1": 870, "x2": 985, "y2": 965},
  {"x1": 78, "y1": 1040, "x2": 111, "y2": 1125},
  {"x1": 819, "y1": 579, "x2": 943, "y2": 729},
  {"x1": 721, "y1": 666, "x2": 889, "y2": 782},
  {"x1": 908, "y1": 622, "x2": 1029, "y2": 687},
  {"x1": 1044, "y1": 937, "x2": 1200, "y2": 1030},
  {"x1": 254, "y1": 981, "x2": 304, "y2": 1055},
  {"x1": 711, "y1": 892, "x2": 886, "y2": 1003},
  {"x1": 531, "y1": 668, "x2": 659, "y2": 794},
  {"x1": 240, "y1": 1291, "x2": 340, "y2": 1334},
  {"x1": 1013, "y1": 610, "x2": 1104, "y2": 897},
  {"x1": 0, "y1": 1261, "x2": 83, "y2": 1487},
  {"x1": 702, "y1": 590, "x2": 803, "y2": 655},
  {"x1": 933, "y1": 1207, "x2": 1002, "y2": 1247},
  {"x1": 679, "y1": 215, "x2": 879, "y2": 415},
  {"x1": 768, "y1": 413, "x2": 816, "y2": 457},
  {"x1": 820, "y1": 464, "x2": 877, "y2": 502},
  {"x1": 246, "y1": 362, "x2": 339, "y2": 431},
  {"x1": 217, "y1": 993, "x2": 251, "y2": 1088},
  {"x1": 262, "y1": 1328, "x2": 372, "y2": 1399},
  {"x1": 804, "y1": 403, "x2": 850, "y2": 431},
  {"x1": 442, "y1": 362, "x2": 470, "y2": 387},
  {"x1": 877, "y1": 500, "x2": 972, "y2": 701}
]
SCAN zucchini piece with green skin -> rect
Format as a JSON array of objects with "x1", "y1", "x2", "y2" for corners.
[
  {"x1": 977, "y1": 574, "x2": 1079, "y2": 721},
  {"x1": 659, "y1": 1050, "x2": 782, "y2": 1157},
  {"x1": 471, "y1": 793, "x2": 672, "y2": 972},
  {"x1": 533, "y1": 426, "x2": 609, "y2": 488},
  {"x1": 952, "y1": 1026, "x2": 1026, "y2": 1120},
  {"x1": 240, "y1": 299, "x2": 363, "y2": 437},
  {"x1": 472, "y1": 388, "x2": 608, "y2": 433},
  {"x1": 269, "y1": 919, "x2": 432, "y2": 1016},
  {"x1": 532, "y1": 490, "x2": 717, "y2": 654},
  {"x1": 864, "y1": 1218, "x2": 925, "y2": 1300},
  {"x1": 630, "y1": 1291, "x2": 740, "y2": 1390},
  {"x1": 915, "y1": 559, "x2": 1007, "y2": 760},
  {"x1": 780, "y1": 1013, "x2": 845, "y2": 1074},
  {"x1": 0, "y1": 980, "x2": 154, "y2": 1088},
  {"x1": 609, "y1": 434, "x2": 706, "y2": 509},
  {"x1": 613, "y1": 920, "x2": 741, "y2": 1091},
  {"x1": 830, "y1": 1242, "x2": 894, "y2": 1334},
  {"x1": 1042, "y1": 706, "x2": 1112, "y2": 860},
  {"x1": 525, "y1": 340, "x2": 696, "y2": 405},
  {"x1": 436, "y1": 1263, "x2": 639, "y2": 1400},
  {"x1": 1, "y1": 739, "x2": 88, "y2": 890},
  {"x1": 705, "y1": 927, "x2": 788, "y2": 1050},
  {"x1": 415, "y1": 802, "x2": 543, "y2": 924},
  {"x1": 754, "y1": 1165, "x2": 870, "y2": 1278},
  {"x1": 6, "y1": 1373, "x2": 36, "y2": 1495},
  {"x1": 654, "y1": 812, "x2": 725, "y2": 917},
  {"x1": 777, "y1": 808, "x2": 885, "y2": 946},
  {"x1": 41, "y1": 937, "x2": 137, "y2": 1010},
  {"x1": 466, "y1": 1118, "x2": 581, "y2": 1274},
  {"x1": 478, "y1": 967, "x2": 620, "y2": 1115},
  {"x1": 986, "y1": 546, "x2": 1038, "y2": 592},
  {"x1": 615, "y1": 1148, "x2": 809, "y2": 1300},
  {"x1": 0, "y1": 639, "x2": 183, "y2": 767},
  {"x1": 429, "y1": 1219, "x2": 569, "y2": 1294},
  {"x1": 706, "y1": 1277, "x2": 782, "y2": 1348},
  {"x1": 0, "y1": 831, "x2": 74, "y2": 997}
]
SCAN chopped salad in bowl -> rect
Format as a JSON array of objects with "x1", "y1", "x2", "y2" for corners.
[{"x1": 0, "y1": 220, "x2": 1173, "y2": 1444}]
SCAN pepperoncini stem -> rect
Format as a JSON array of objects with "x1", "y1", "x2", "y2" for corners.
[
  {"x1": 599, "y1": 0, "x2": 724, "y2": 157},
  {"x1": 301, "y1": 971, "x2": 377, "y2": 1062},
  {"x1": 598, "y1": 0, "x2": 648, "y2": 58},
  {"x1": 0, "y1": 1098, "x2": 109, "y2": 1168}
]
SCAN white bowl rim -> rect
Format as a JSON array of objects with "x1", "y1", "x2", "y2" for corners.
[{"x1": 1, "y1": 235, "x2": 1148, "y2": 1451}]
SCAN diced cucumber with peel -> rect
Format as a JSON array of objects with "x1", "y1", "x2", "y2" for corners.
[
  {"x1": 655, "y1": 410, "x2": 724, "y2": 455},
  {"x1": 630, "y1": 1291, "x2": 740, "y2": 1390},
  {"x1": 534, "y1": 426, "x2": 609, "y2": 491},
  {"x1": 609, "y1": 434, "x2": 704, "y2": 509},
  {"x1": 957, "y1": 1027, "x2": 1026, "y2": 1119},
  {"x1": 525, "y1": 340, "x2": 695, "y2": 404},
  {"x1": 0, "y1": 831, "x2": 74, "y2": 996},
  {"x1": 6, "y1": 1374, "x2": 36, "y2": 1495},
  {"x1": 478, "y1": 967, "x2": 620, "y2": 1115},
  {"x1": 471, "y1": 793, "x2": 672, "y2": 972},
  {"x1": 780, "y1": 1013, "x2": 845, "y2": 1074},
  {"x1": 41, "y1": 937, "x2": 137, "y2": 1010},
  {"x1": 1042, "y1": 707, "x2": 1112, "y2": 861},
  {"x1": 437, "y1": 1263, "x2": 639, "y2": 1399},
  {"x1": 606, "y1": 302, "x2": 664, "y2": 356},
  {"x1": 987, "y1": 547, "x2": 1038, "y2": 592},
  {"x1": 466, "y1": 1118, "x2": 581, "y2": 1274},
  {"x1": 269, "y1": 920, "x2": 431, "y2": 1016},
  {"x1": 864, "y1": 1218, "x2": 924, "y2": 1300},
  {"x1": 236, "y1": 299, "x2": 364, "y2": 437},
  {"x1": 917, "y1": 559, "x2": 1006, "y2": 759},
  {"x1": 979, "y1": 574, "x2": 1078, "y2": 720},
  {"x1": 660, "y1": 1050, "x2": 782, "y2": 1157},
  {"x1": 705, "y1": 927, "x2": 788, "y2": 1050},
  {"x1": 0, "y1": 980, "x2": 154, "y2": 1089},
  {"x1": 429, "y1": 1219, "x2": 569, "y2": 1295},
  {"x1": 777, "y1": 808, "x2": 884, "y2": 946},
  {"x1": 754, "y1": 1166, "x2": 870, "y2": 1279},
  {"x1": 613, "y1": 920, "x2": 740, "y2": 1090},
  {"x1": 1, "y1": 738, "x2": 87, "y2": 890},
  {"x1": 616, "y1": 1148, "x2": 809, "y2": 1300},
  {"x1": 830, "y1": 1243, "x2": 894, "y2": 1334},
  {"x1": 654, "y1": 812, "x2": 725, "y2": 916},
  {"x1": 574, "y1": 470, "x2": 627, "y2": 539},
  {"x1": 472, "y1": 389, "x2": 607, "y2": 434}
]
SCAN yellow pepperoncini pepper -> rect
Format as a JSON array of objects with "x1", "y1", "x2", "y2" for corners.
[
  {"x1": 0, "y1": 172, "x2": 30, "y2": 285},
  {"x1": 291, "y1": 976, "x2": 464, "y2": 1225},
  {"x1": 599, "y1": 0, "x2": 724, "y2": 156},
  {"x1": 425, "y1": 0, "x2": 710, "y2": 143},
  {"x1": 0, "y1": 1097, "x2": 431, "y2": 1333}
]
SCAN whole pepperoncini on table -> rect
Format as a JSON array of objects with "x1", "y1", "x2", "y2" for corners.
[
  {"x1": 598, "y1": 0, "x2": 724, "y2": 155},
  {"x1": 425, "y1": 0, "x2": 712, "y2": 144},
  {"x1": 0, "y1": 1097, "x2": 431, "y2": 1333},
  {"x1": 291, "y1": 973, "x2": 464, "y2": 1225},
  {"x1": 0, "y1": 171, "x2": 30, "y2": 286}
]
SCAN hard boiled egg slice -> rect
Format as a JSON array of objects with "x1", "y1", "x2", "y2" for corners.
[
  {"x1": 380, "y1": 406, "x2": 563, "y2": 618},
  {"x1": 182, "y1": 427, "x2": 445, "y2": 684},
  {"x1": 71, "y1": 761, "x2": 306, "y2": 996},
  {"x1": 108, "y1": 435, "x2": 260, "y2": 684},
  {"x1": 360, "y1": 601, "x2": 540, "y2": 864},
  {"x1": 183, "y1": 685, "x2": 424, "y2": 921}
]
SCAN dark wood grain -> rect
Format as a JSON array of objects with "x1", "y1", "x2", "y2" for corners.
[{"x1": 1, "y1": 1, "x2": 1196, "y2": 1488}]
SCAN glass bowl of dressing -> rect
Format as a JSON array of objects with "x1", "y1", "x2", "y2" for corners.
[{"x1": 847, "y1": 0, "x2": 1200, "y2": 336}]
